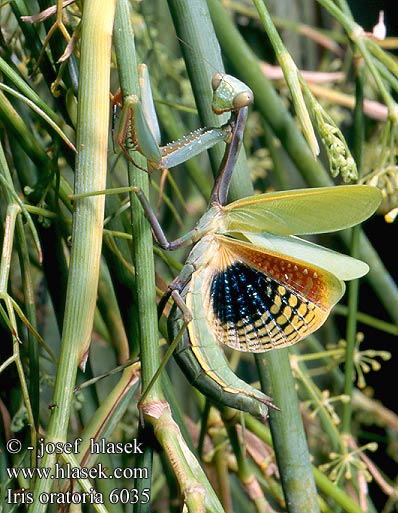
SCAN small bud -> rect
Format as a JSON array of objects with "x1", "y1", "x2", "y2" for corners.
[{"x1": 372, "y1": 11, "x2": 386, "y2": 40}]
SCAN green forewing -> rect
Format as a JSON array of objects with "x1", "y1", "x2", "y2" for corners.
[
  {"x1": 226, "y1": 231, "x2": 369, "y2": 280},
  {"x1": 138, "y1": 64, "x2": 161, "y2": 145},
  {"x1": 222, "y1": 185, "x2": 382, "y2": 235},
  {"x1": 130, "y1": 99, "x2": 162, "y2": 163}
]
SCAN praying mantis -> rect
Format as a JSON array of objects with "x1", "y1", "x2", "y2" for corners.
[{"x1": 117, "y1": 70, "x2": 382, "y2": 419}]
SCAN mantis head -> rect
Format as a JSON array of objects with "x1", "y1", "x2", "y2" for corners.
[{"x1": 211, "y1": 73, "x2": 254, "y2": 114}]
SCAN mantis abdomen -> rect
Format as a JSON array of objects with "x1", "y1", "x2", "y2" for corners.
[{"x1": 167, "y1": 302, "x2": 276, "y2": 419}]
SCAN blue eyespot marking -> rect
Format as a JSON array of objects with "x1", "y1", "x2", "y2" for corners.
[
  {"x1": 209, "y1": 262, "x2": 319, "y2": 351},
  {"x1": 211, "y1": 263, "x2": 274, "y2": 325}
]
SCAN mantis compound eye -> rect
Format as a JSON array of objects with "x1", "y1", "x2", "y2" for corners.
[
  {"x1": 212, "y1": 72, "x2": 224, "y2": 92},
  {"x1": 233, "y1": 90, "x2": 254, "y2": 110}
]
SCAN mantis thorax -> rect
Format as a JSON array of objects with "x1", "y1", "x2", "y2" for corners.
[{"x1": 190, "y1": 204, "x2": 224, "y2": 243}]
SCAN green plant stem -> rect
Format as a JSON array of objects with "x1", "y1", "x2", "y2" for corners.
[
  {"x1": 252, "y1": 0, "x2": 319, "y2": 156},
  {"x1": 114, "y1": 0, "x2": 162, "y2": 402},
  {"x1": 367, "y1": 39, "x2": 398, "y2": 77},
  {"x1": 333, "y1": 305, "x2": 398, "y2": 335},
  {"x1": 0, "y1": 83, "x2": 75, "y2": 151},
  {"x1": 212, "y1": 427, "x2": 233, "y2": 512},
  {"x1": 0, "y1": 91, "x2": 48, "y2": 168},
  {"x1": 114, "y1": 7, "x2": 159, "y2": 512},
  {"x1": 10, "y1": 1, "x2": 59, "y2": 92},
  {"x1": 101, "y1": 183, "x2": 139, "y2": 349},
  {"x1": 341, "y1": 230, "x2": 361, "y2": 422},
  {"x1": 353, "y1": 63, "x2": 365, "y2": 171},
  {"x1": 58, "y1": 453, "x2": 109, "y2": 513},
  {"x1": 291, "y1": 358, "x2": 343, "y2": 453},
  {"x1": 0, "y1": 143, "x2": 37, "y2": 459},
  {"x1": 76, "y1": 365, "x2": 140, "y2": 467},
  {"x1": 97, "y1": 265, "x2": 130, "y2": 364},
  {"x1": 0, "y1": 55, "x2": 68, "y2": 129},
  {"x1": 258, "y1": 351, "x2": 320, "y2": 513},
  {"x1": 29, "y1": 1, "x2": 116, "y2": 510},
  {"x1": 342, "y1": 58, "x2": 365, "y2": 435},
  {"x1": 225, "y1": 422, "x2": 269, "y2": 512},
  {"x1": 15, "y1": 215, "x2": 40, "y2": 430}
]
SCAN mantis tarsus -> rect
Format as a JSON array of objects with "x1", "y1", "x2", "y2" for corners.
[{"x1": 129, "y1": 74, "x2": 382, "y2": 419}]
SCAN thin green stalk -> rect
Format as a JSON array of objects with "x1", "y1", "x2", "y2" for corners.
[
  {"x1": 29, "y1": 1, "x2": 116, "y2": 510},
  {"x1": 10, "y1": 0, "x2": 59, "y2": 92},
  {"x1": 342, "y1": 58, "x2": 365, "y2": 435},
  {"x1": 367, "y1": 38, "x2": 398, "y2": 77},
  {"x1": 114, "y1": 0, "x2": 161, "y2": 402},
  {"x1": 225, "y1": 423, "x2": 269, "y2": 512},
  {"x1": 0, "y1": 140, "x2": 42, "y2": 431},
  {"x1": 97, "y1": 264, "x2": 130, "y2": 364},
  {"x1": 0, "y1": 83, "x2": 75, "y2": 151},
  {"x1": 0, "y1": 56, "x2": 66, "y2": 127},
  {"x1": 15, "y1": 215, "x2": 40, "y2": 429},
  {"x1": 0, "y1": 143, "x2": 37, "y2": 460},
  {"x1": 353, "y1": 62, "x2": 366, "y2": 171},
  {"x1": 0, "y1": 175, "x2": 41, "y2": 258},
  {"x1": 59, "y1": 453, "x2": 110, "y2": 513},
  {"x1": 258, "y1": 351, "x2": 320, "y2": 513},
  {"x1": 333, "y1": 305, "x2": 398, "y2": 335},
  {"x1": 0, "y1": 91, "x2": 48, "y2": 168},
  {"x1": 312, "y1": 467, "x2": 369, "y2": 513},
  {"x1": 0, "y1": 184, "x2": 18, "y2": 293},
  {"x1": 291, "y1": 358, "x2": 343, "y2": 453},
  {"x1": 373, "y1": 58, "x2": 398, "y2": 94},
  {"x1": 213, "y1": 428, "x2": 233, "y2": 512},
  {"x1": 252, "y1": 0, "x2": 319, "y2": 156},
  {"x1": 334, "y1": 0, "x2": 355, "y2": 22},
  {"x1": 113, "y1": 8, "x2": 159, "y2": 513},
  {"x1": 352, "y1": 42, "x2": 397, "y2": 119},
  {"x1": 75, "y1": 366, "x2": 140, "y2": 469}
]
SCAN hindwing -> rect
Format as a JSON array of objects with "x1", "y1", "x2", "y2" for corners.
[{"x1": 190, "y1": 234, "x2": 345, "y2": 352}]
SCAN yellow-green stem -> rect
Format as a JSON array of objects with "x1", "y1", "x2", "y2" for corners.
[
  {"x1": 29, "y1": 1, "x2": 116, "y2": 510},
  {"x1": 342, "y1": 58, "x2": 365, "y2": 434},
  {"x1": 114, "y1": 0, "x2": 163, "y2": 403}
]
